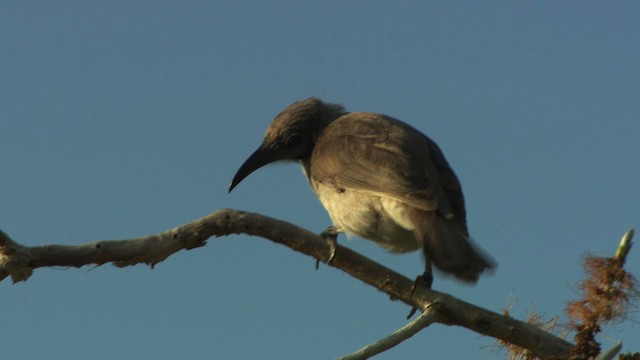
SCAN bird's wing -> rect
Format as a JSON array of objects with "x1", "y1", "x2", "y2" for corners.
[{"x1": 310, "y1": 112, "x2": 465, "y2": 220}]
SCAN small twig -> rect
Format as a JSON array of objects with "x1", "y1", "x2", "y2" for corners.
[
  {"x1": 337, "y1": 301, "x2": 443, "y2": 360},
  {"x1": 615, "y1": 229, "x2": 634, "y2": 263},
  {"x1": 595, "y1": 341, "x2": 622, "y2": 360}
]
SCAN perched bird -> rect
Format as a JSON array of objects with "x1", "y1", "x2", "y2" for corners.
[{"x1": 229, "y1": 97, "x2": 495, "y2": 287}]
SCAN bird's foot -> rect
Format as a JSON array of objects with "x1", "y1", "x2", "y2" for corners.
[
  {"x1": 321, "y1": 225, "x2": 342, "y2": 263},
  {"x1": 315, "y1": 225, "x2": 342, "y2": 269},
  {"x1": 407, "y1": 271, "x2": 433, "y2": 319},
  {"x1": 413, "y1": 271, "x2": 434, "y2": 290}
]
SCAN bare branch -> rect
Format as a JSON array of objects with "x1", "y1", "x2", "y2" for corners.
[
  {"x1": 0, "y1": 208, "x2": 573, "y2": 359},
  {"x1": 337, "y1": 301, "x2": 443, "y2": 360}
]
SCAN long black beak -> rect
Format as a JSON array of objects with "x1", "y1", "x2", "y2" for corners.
[{"x1": 228, "y1": 144, "x2": 276, "y2": 193}]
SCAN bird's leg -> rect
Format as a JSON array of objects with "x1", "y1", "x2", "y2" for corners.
[
  {"x1": 407, "y1": 251, "x2": 434, "y2": 319},
  {"x1": 412, "y1": 249, "x2": 434, "y2": 292},
  {"x1": 315, "y1": 225, "x2": 343, "y2": 269},
  {"x1": 417, "y1": 261, "x2": 434, "y2": 289}
]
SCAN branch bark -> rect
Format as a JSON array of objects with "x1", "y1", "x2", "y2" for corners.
[{"x1": 0, "y1": 208, "x2": 573, "y2": 359}]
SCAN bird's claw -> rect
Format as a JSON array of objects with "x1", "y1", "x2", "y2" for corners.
[
  {"x1": 406, "y1": 307, "x2": 418, "y2": 319},
  {"x1": 315, "y1": 226, "x2": 342, "y2": 269},
  {"x1": 407, "y1": 271, "x2": 433, "y2": 319},
  {"x1": 412, "y1": 272, "x2": 433, "y2": 292}
]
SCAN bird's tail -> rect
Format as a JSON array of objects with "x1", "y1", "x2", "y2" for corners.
[{"x1": 423, "y1": 216, "x2": 496, "y2": 283}]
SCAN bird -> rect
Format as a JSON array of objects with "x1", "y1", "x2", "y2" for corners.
[{"x1": 229, "y1": 97, "x2": 495, "y2": 288}]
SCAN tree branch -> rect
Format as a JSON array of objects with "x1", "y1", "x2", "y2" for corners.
[
  {"x1": 337, "y1": 301, "x2": 443, "y2": 360},
  {"x1": 0, "y1": 208, "x2": 573, "y2": 359}
]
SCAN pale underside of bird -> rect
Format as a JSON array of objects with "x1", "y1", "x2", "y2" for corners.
[{"x1": 229, "y1": 97, "x2": 496, "y2": 287}]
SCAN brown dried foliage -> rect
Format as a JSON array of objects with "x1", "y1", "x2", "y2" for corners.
[
  {"x1": 497, "y1": 308, "x2": 562, "y2": 360},
  {"x1": 566, "y1": 255, "x2": 639, "y2": 358}
]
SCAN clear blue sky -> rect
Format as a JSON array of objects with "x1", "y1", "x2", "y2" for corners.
[{"x1": 1, "y1": 2, "x2": 638, "y2": 359}]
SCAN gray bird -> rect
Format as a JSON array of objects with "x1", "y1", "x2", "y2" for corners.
[{"x1": 229, "y1": 97, "x2": 495, "y2": 287}]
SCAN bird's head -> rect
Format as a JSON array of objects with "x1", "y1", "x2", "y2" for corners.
[{"x1": 229, "y1": 97, "x2": 345, "y2": 192}]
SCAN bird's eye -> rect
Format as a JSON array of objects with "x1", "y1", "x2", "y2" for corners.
[{"x1": 284, "y1": 133, "x2": 302, "y2": 148}]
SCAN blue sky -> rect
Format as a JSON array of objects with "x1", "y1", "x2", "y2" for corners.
[{"x1": 1, "y1": 2, "x2": 639, "y2": 359}]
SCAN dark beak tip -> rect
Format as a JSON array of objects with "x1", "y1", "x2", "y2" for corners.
[
  {"x1": 228, "y1": 145, "x2": 272, "y2": 194},
  {"x1": 228, "y1": 144, "x2": 277, "y2": 193},
  {"x1": 228, "y1": 182, "x2": 237, "y2": 193}
]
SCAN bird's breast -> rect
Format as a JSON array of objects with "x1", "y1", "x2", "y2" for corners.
[{"x1": 312, "y1": 181, "x2": 420, "y2": 253}]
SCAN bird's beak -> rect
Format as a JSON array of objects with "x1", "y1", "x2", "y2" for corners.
[{"x1": 229, "y1": 143, "x2": 276, "y2": 193}]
